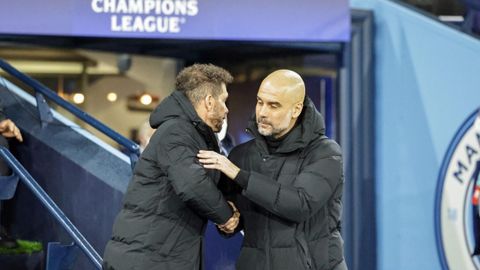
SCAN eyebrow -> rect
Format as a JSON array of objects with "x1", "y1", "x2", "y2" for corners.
[{"x1": 257, "y1": 96, "x2": 281, "y2": 106}]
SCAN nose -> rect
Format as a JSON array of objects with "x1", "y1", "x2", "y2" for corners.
[{"x1": 258, "y1": 104, "x2": 268, "y2": 117}]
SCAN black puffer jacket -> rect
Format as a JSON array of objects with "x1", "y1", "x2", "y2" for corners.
[
  {"x1": 103, "y1": 91, "x2": 233, "y2": 270},
  {"x1": 224, "y1": 97, "x2": 346, "y2": 270}
]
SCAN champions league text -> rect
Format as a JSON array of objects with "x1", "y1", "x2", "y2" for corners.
[{"x1": 91, "y1": 0, "x2": 198, "y2": 33}]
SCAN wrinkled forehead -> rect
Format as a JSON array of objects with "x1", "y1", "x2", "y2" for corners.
[{"x1": 258, "y1": 80, "x2": 297, "y2": 106}]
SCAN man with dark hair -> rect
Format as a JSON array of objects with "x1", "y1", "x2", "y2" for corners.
[
  {"x1": 198, "y1": 70, "x2": 347, "y2": 270},
  {"x1": 0, "y1": 106, "x2": 23, "y2": 248},
  {"x1": 103, "y1": 64, "x2": 240, "y2": 270}
]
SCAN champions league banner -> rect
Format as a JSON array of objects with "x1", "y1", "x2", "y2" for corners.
[{"x1": 0, "y1": 0, "x2": 350, "y2": 42}]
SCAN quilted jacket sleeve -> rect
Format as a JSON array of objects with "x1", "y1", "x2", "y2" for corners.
[{"x1": 156, "y1": 123, "x2": 233, "y2": 225}]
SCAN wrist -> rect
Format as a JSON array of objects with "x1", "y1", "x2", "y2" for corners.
[
  {"x1": 231, "y1": 167, "x2": 240, "y2": 179},
  {"x1": 233, "y1": 170, "x2": 250, "y2": 189}
]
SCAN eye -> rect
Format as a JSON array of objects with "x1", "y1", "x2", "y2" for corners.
[{"x1": 270, "y1": 103, "x2": 281, "y2": 109}]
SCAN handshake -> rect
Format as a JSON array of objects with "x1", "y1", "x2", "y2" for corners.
[{"x1": 218, "y1": 201, "x2": 240, "y2": 234}]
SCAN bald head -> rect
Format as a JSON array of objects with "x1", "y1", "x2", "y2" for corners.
[
  {"x1": 256, "y1": 70, "x2": 306, "y2": 138},
  {"x1": 260, "y1": 69, "x2": 306, "y2": 106}
]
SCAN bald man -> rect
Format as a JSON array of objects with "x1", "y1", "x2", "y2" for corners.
[{"x1": 198, "y1": 70, "x2": 347, "y2": 270}]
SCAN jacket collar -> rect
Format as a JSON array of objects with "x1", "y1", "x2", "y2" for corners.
[
  {"x1": 150, "y1": 91, "x2": 219, "y2": 152},
  {"x1": 247, "y1": 96, "x2": 325, "y2": 154}
]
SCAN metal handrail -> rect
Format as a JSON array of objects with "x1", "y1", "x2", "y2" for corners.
[
  {"x1": 0, "y1": 146, "x2": 102, "y2": 269},
  {"x1": 0, "y1": 59, "x2": 140, "y2": 167}
]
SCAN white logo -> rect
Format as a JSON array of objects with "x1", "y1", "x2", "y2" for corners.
[
  {"x1": 436, "y1": 110, "x2": 480, "y2": 269},
  {"x1": 90, "y1": 0, "x2": 199, "y2": 33}
]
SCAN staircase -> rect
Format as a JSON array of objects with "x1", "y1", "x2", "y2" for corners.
[{"x1": 0, "y1": 59, "x2": 139, "y2": 269}]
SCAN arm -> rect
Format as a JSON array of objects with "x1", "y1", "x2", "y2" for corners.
[
  {"x1": 157, "y1": 126, "x2": 233, "y2": 225},
  {"x1": 0, "y1": 119, "x2": 23, "y2": 142},
  {"x1": 198, "y1": 149, "x2": 343, "y2": 224},
  {"x1": 217, "y1": 175, "x2": 244, "y2": 236},
  {"x1": 241, "y1": 156, "x2": 342, "y2": 223},
  {"x1": 0, "y1": 103, "x2": 22, "y2": 142}
]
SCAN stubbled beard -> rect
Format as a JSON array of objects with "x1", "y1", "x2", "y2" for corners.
[
  {"x1": 257, "y1": 121, "x2": 273, "y2": 136},
  {"x1": 257, "y1": 110, "x2": 293, "y2": 137},
  {"x1": 210, "y1": 104, "x2": 224, "y2": 132},
  {"x1": 213, "y1": 120, "x2": 223, "y2": 132}
]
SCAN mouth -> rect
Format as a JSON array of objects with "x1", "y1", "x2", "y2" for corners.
[{"x1": 258, "y1": 122, "x2": 270, "y2": 128}]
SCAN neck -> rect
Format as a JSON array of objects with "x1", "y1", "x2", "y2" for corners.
[
  {"x1": 195, "y1": 102, "x2": 218, "y2": 133},
  {"x1": 265, "y1": 129, "x2": 290, "y2": 153},
  {"x1": 194, "y1": 103, "x2": 209, "y2": 124}
]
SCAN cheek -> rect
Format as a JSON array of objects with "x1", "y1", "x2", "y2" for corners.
[
  {"x1": 219, "y1": 107, "x2": 226, "y2": 116},
  {"x1": 270, "y1": 115, "x2": 280, "y2": 125},
  {"x1": 215, "y1": 104, "x2": 226, "y2": 118},
  {"x1": 272, "y1": 111, "x2": 288, "y2": 126}
]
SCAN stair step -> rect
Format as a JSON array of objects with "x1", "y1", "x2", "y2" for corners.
[{"x1": 0, "y1": 251, "x2": 44, "y2": 270}]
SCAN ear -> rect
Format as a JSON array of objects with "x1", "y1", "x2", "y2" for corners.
[
  {"x1": 204, "y1": 94, "x2": 215, "y2": 112},
  {"x1": 292, "y1": 102, "x2": 303, "y2": 118}
]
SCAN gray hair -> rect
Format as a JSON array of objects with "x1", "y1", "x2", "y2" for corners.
[{"x1": 175, "y1": 64, "x2": 233, "y2": 104}]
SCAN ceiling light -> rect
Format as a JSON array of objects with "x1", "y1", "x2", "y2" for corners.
[
  {"x1": 140, "y1": 94, "x2": 152, "y2": 105},
  {"x1": 107, "y1": 92, "x2": 118, "y2": 102},
  {"x1": 72, "y1": 93, "x2": 85, "y2": 104}
]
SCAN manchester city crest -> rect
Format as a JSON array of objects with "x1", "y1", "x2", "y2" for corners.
[{"x1": 436, "y1": 109, "x2": 480, "y2": 269}]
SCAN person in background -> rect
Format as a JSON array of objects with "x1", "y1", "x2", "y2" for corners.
[
  {"x1": 103, "y1": 64, "x2": 240, "y2": 270},
  {"x1": 198, "y1": 70, "x2": 347, "y2": 270},
  {"x1": 0, "y1": 107, "x2": 23, "y2": 248},
  {"x1": 461, "y1": 0, "x2": 480, "y2": 34},
  {"x1": 137, "y1": 120, "x2": 156, "y2": 153}
]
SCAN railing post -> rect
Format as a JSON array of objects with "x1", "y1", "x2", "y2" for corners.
[
  {"x1": 129, "y1": 152, "x2": 138, "y2": 170},
  {"x1": 46, "y1": 242, "x2": 80, "y2": 270},
  {"x1": 35, "y1": 92, "x2": 53, "y2": 127},
  {"x1": 0, "y1": 147, "x2": 103, "y2": 269}
]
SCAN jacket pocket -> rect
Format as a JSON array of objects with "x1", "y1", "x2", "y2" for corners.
[
  {"x1": 145, "y1": 210, "x2": 189, "y2": 257},
  {"x1": 309, "y1": 237, "x2": 329, "y2": 269},
  {"x1": 158, "y1": 216, "x2": 189, "y2": 256},
  {"x1": 296, "y1": 234, "x2": 313, "y2": 269}
]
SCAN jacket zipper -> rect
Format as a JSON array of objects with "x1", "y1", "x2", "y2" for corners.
[
  {"x1": 266, "y1": 211, "x2": 271, "y2": 270},
  {"x1": 264, "y1": 154, "x2": 288, "y2": 270},
  {"x1": 264, "y1": 153, "x2": 272, "y2": 270}
]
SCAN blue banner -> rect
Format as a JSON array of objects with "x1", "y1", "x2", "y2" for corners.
[{"x1": 0, "y1": 0, "x2": 350, "y2": 42}]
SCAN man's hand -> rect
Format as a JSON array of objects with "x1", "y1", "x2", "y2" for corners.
[
  {"x1": 217, "y1": 201, "x2": 240, "y2": 234},
  {"x1": 197, "y1": 150, "x2": 240, "y2": 179},
  {"x1": 0, "y1": 119, "x2": 23, "y2": 142}
]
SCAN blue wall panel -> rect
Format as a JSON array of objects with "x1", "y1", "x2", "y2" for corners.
[{"x1": 350, "y1": 1, "x2": 480, "y2": 269}]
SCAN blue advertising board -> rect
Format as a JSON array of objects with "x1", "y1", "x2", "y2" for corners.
[{"x1": 0, "y1": 0, "x2": 350, "y2": 42}]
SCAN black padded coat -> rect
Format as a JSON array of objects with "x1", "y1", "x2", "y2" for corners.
[
  {"x1": 103, "y1": 91, "x2": 233, "y2": 270},
  {"x1": 223, "y1": 97, "x2": 346, "y2": 270}
]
